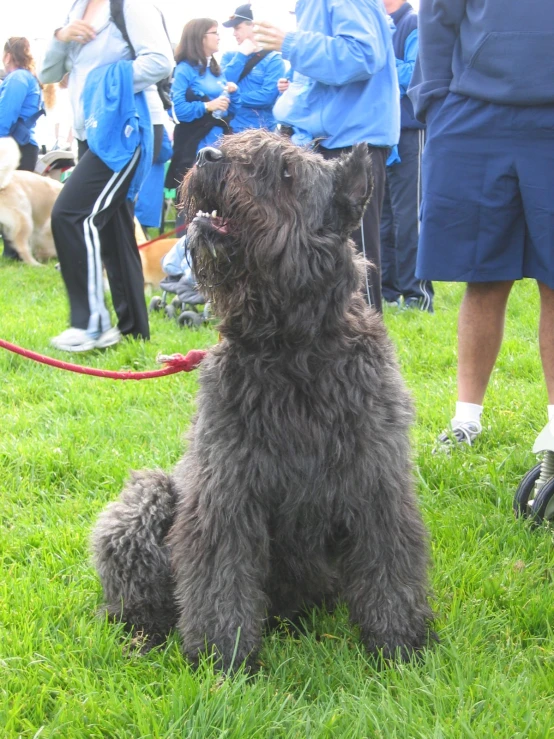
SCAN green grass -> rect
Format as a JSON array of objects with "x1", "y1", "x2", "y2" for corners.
[{"x1": 1, "y1": 260, "x2": 553, "y2": 738}]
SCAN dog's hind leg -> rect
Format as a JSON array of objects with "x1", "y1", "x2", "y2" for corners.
[
  {"x1": 8, "y1": 211, "x2": 41, "y2": 266},
  {"x1": 339, "y1": 483, "x2": 434, "y2": 662},
  {"x1": 91, "y1": 470, "x2": 178, "y2": 649}
]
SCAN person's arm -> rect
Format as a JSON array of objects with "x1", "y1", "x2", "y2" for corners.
[
  {"x1": 124, "y1": 0, "x2": 173, "y2": 92},
  {"x1": 0, "y1": 73, "x2": 29, "y2": 136},
  {"x1": 38, "y1": 12, "x2": 75, "y2": 84},
  {"x1": 237, "y1": 54, "x2": 286, "y2": 109},
  {"x1": 171, "y1": 64, "x2": 207, "y2": 122},
  {"x1": 396, "y1": 29, "x2": 418, "y2": 97},
  {"x1": 220, "y1": 51, "x2": 244, "y2": 84},
  {"x1": 258, "y1": 2, "x2": 390, "y2": 86},
  {"x1": 408, "y1": 0, "x2": 466, "y2": 122}
]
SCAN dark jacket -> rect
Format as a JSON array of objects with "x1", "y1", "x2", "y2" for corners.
[
  {"x1": 409, "y1": 0, "x2": 554, "y2": 122},
  {"x1": 390, "y1": 2, "x2": 423, "y2": 130}
]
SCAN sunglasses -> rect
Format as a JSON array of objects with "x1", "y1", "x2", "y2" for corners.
[{"x1": 205, "y1": 31, "x2": 220, "y2": 36}]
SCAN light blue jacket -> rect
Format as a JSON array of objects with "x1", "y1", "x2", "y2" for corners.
[
  {"x1": 82, "y1": 60, "x2": 153, "y2": 201},
  {"x1": 221, "y1": 50, "x2": 284, "y2": 132},
  {"x1": 277, "y1": 0, "x2": 400, "y2": 149},
  {"x1": 0, "y1": 69, "x2": 42, "y2": 146}
]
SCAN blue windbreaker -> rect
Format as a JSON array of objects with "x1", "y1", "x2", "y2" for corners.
[
  {"x1": 0, "y1": 68, "x2": 42, "y2": 146},
  {"x1": 82, "y1": 60, "x2": 153, "y2": 201},
  {"x1": 171, "y1": 62, "x2": 240, "y2": 150},
  {"x1": 277, "y1": 0, "x2": 400, "y2": 149},
  {"x1": 409, "y1": 0, "x2": 554, "y2": 123},
  {"x1": 221, "y1": 50, "x2": 285, "y2": 132}
]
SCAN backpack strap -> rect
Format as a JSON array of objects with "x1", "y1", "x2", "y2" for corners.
[
  {"x1": 110, "y1": 0, "x2": 136, "y2": 57},
  {"x1": 238, "y1": 50, "x2": 271, "y2": 82}
]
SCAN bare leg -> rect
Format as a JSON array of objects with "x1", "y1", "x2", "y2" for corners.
[
  {"x1": 538, "y1": 281, "x2": 554, "y2": 403},
  {"x1": 457, "y1": 281, "x2": 514, "y2": 404}
]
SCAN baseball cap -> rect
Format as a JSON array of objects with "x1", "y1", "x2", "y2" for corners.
[{"x1": 222, "y1": 4, "x2": 254, "y2": 28}]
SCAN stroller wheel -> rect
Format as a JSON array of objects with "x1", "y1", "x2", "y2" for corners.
[
  {"x1": 165, "y1": 304, "x2": 177, "y2": 319},
  {"x1": 178, "y1": 311, "x2": 203, "y2": 328},
  {"x1": 529, "y1": 477, "x2": 554, "y2": 524},
  {"x1": 513, "y1": 462, "x2": 543, "y2": 518},
  {"x1": 171, "y1": 296, "x2": 183, "y2": 309},
  {"x1": 149, "y1": 296, "x2": 163, "y2": 312}
]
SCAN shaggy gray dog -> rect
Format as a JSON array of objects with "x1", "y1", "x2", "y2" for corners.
[{"x1": 92, "y1": 130, "x2": 434, "y2": 671}]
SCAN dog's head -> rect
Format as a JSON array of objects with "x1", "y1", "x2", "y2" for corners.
[{"x1": 181, "y1": 130, "x2": 373, "y2": 337}]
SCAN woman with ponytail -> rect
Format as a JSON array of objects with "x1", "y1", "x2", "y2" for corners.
[{"x1": 0, "y1": 36, "x2": 44, "y2": 259}]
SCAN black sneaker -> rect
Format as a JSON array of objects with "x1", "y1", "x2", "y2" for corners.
[{"x1": 403, "y1": 296, "x2": 434, "y2": 314}]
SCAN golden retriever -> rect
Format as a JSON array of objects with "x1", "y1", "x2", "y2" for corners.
[
  {"x1": 134, "y1": 220, "x2": 177, "y2": 292},
  {"x1": 0, "y1": 137, "x2": 62, "y2": 265}
]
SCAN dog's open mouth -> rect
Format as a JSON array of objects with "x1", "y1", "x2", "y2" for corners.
[{"x1": 193, "y1": 210, "x2": 229, "y2": 235}]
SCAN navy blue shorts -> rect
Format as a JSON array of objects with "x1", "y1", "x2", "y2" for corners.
[{"x1": 417, "y1": 93, "x2": 554, "y2": 288}]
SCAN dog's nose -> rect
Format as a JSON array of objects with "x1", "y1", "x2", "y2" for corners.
[{"x1": 196, "y1": 147, "x2": 224, "y2": 167}]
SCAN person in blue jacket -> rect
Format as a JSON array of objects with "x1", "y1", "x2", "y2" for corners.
[
  {"x1": 0, "y1": 37, "x2": 43, "y2": 260},
  {"x1": 255, "y1": 0, "x2": 400, "y2": 313},
  {"x1": 166, "y1": 18, "x2": 240, "y2": 194},
  {"x1": 220, "y1": 4, "x2": 284, "y2": 133},
  {"x1": 409, "y1": 0, "x2": 554, "y2": 449},
  {"x1": 379, "y1": 0, "x2": 432, "y2": 313}
]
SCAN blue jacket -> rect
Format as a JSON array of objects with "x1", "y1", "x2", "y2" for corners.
[
  {"x1": 221, "y1": 50, "x2": 285, "y2": 132},
  {"x1": 278, "y1": 0, "x2": 400, "y2": 149},
  {"x1": 135, "y1": 128, "x2": 173, "y2": 228},
  {"x1": 82, "y1": 60, "x2": 153, "y2": 201},
  {"x1": 389, "y1": 2, "x2": 422, "y2": 131},
  {"x1": 409, "y1": 0, "x2": 554, "y2": 123},
  {"x1": 0, "y1": 69, "x2": 42, "y2": 146},
  {"x1": 171, "y1": 61, "x2": 240, "y2": 150}
]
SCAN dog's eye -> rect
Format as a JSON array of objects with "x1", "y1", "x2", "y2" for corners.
[{"x1": 282, "y1": 166, "x2": 292, "y2": 180}]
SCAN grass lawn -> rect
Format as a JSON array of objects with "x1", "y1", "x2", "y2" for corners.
[{"x1": 1, "y1": 260, "x2": 553, "y2": 738}]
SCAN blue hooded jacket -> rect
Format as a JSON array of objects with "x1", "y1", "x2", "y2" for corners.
[
  {"x1": 221, "y1": 50, "x2": 285, "y2": 132},
  {"x1": 0, "y1": 69, "x2": 42, "y2": 146},
  {"x1": 82, "y1": 60, "x2": 153, "y2": 201},
  {"x1": 277, "y1": 0, "x2": 400, "y2": 149},
  {"x1": 409, "y1": 0, "x2": 554, "y2": 123}
]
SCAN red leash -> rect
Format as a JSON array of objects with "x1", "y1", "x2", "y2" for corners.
[
  {"x1": 0, "y1": 339, "x2": 206, "y2": 380},
  {"x1": 137, "y1": 224, "x2": 189, "y2": 251}
]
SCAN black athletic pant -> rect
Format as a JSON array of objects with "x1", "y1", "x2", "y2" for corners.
[
  {"x1": 2, "y1": 142, "x2": 39, "y2": 260},
  {"x1": 51, "y1": 140, "x2": 149, "y2": 339},
  {"x1": 318, "y1": 144, "x2": 388, "y2": 313},
  {"x1": 380, "y1": 128, "x2": 433, "y2": 309}
]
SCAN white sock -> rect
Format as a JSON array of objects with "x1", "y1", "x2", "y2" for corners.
[
  {"x1": 452, "y1": 401, "x2": 483, "y2": 429},
  {"x1": 548, "y1": 405, "x2": 554, "y2": 422}
]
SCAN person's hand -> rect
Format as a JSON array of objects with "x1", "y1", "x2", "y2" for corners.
[
  {"x1": 277, "y1": 78, "x2": 290, "y2": 94},
  {"x1": 55, "y1": 20, "x2": 96, "y2": 44},
  {"x1": 237, "y1": 38, "x2": 258, "y2": 56},
  {"x1": 253, "y1": 21, "x2": 286, "y2": 52},
  {"x1": 225, "y1": 81, "x2": 238, "y2": 94},
  {"x1": 206, "y1": 95, "x2": 231, "y2": 113}
]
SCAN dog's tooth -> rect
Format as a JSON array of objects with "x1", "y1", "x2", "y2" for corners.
[
  {"x1": 211, "y1": 210, "x2": 217, "y2": 218},
  {"x1": 196, "y1": 210, "x2": 202, "y2": 217}
]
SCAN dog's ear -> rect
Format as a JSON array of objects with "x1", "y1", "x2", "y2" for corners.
[{"x1": 333, "y1": 144, "x2": 373, "y2": 233}]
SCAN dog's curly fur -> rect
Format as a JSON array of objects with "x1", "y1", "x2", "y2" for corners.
[{"x1": 92, "y1": 130, "x2": 434, "y2": 671}]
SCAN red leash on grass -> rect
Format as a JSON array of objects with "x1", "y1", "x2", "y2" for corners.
[{"x1": 0, "y1": 339, "x2": 207, "y2": 380}]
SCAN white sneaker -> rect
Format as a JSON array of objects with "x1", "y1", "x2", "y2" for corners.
[
  {"x1": 434, "y1": 421, "x2": 482, "y2": 452},
  {"x1": 51, "y1": 326, "x2": 121, "y2": 352},
  {"x1": 51, "y1": 328, "x2": 97, "y2": 352},
  {"x1": 95, "y1": 326, "x2": 121, "y2": 349}
]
